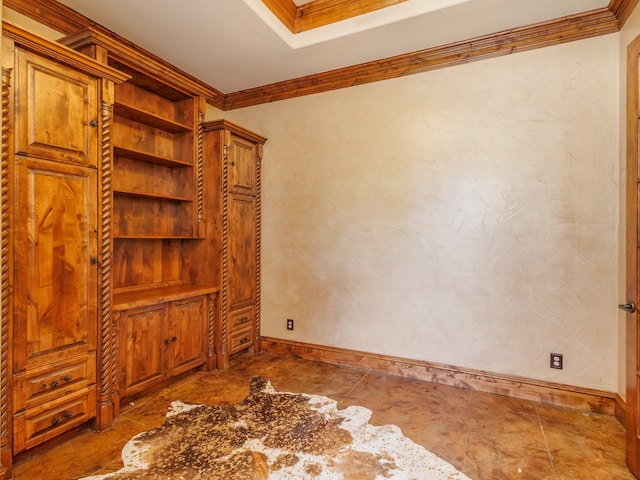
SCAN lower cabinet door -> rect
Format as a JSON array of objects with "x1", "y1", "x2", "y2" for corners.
[
  {"x1": 13, "y1": 387, "x2": 96, "y2": 453},
  {"x1": 118, "y1": 303, "x2": 168, "y2": 398},
  {"x1": 169, "y1": 296, "x2": 207, "y2": 376}
]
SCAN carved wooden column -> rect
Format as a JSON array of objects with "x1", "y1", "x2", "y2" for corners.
[{"x1": 0, "y1": 66, "x2": 13, "y2": 479}]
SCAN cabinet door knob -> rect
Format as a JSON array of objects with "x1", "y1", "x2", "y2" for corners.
[
  {"x1": 172, "y1": 336, "x2": 177, "y2": 343},
  {"x1": 62, "y1": 375, "x2": 72, "y2": 382},
  {"x1": 51, "y1": 417, "x2": 59, "y2": 426},
  {"x1": 90, "y1": 119, "x2": 98, "y2": 127},
  {"x1": 50, "y1": 380, "x2": 58, "y2": 389},
  {"x1": 164, "y1": 339, "x2": 171, "y2": 346}
]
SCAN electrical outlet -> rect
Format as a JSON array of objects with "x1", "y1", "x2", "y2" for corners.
[
  {"x1": 286, "y1": 319, "x2": 294, "y2": 331},
  {"x1": 550, "y1": 353, "x2": 563, "y2": 370}
]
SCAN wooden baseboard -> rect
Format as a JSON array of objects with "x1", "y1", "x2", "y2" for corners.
[{"x1": 261, "y1": 337, "x2": 625, "y2": 421}]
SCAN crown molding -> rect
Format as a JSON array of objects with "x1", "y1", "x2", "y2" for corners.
[
  {"x1": 261, "y1": 0, "x2": 409, "y2": 34},
  {"x1": 3, "y1": 0, "x2": 638, "y2": 110},
  {"x1": 225, "y1": 7, "x2": 619, "y2": 109}
]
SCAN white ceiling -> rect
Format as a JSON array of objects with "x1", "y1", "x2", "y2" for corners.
[{"x1": 55, "y1": 0, "x2": 610, "y2": 93}]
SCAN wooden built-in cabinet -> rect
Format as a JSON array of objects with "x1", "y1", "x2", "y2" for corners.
[
  {"x1": 1, "y1": 21, "x2": 128, "y2": 472},
  {"x1": 204, "y1": 120, "x2": 266, "y2": 369},
  {"x1": 61, "y1": 27, "x2": 219, "y2": 417},
  {"x1": 0, "y1": 20, "x2": 263, "y2": 477}
]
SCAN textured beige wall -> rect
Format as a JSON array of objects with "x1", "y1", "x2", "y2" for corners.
[{"x1": 225, "y1": 33, "x2": 621, "y2": 392}]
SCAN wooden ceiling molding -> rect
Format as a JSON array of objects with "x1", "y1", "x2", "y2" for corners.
[
  {"x1": 610, "y1": 0, "x2": 640, "y2": 27},
  {"x1": 261, "y1": 0, "x2": 409, "y2": 33},
  {"x1": 3, "y1": 0, "x2": 640, "y2": 110},
  {"x1": 225, "y1": 7, "x2": 619, "y2": 109}
]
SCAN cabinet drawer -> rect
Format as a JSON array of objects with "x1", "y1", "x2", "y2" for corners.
[
  {"x1": 13, "y1": 386, "x2": 96, "y2": 454},
  {"x1": 228, "y1": 326, "x2": 254, "y2": 354},
  {"x1": 13, "y1": 353, "x2": 96, "y2": 413},
  {"x1": 228, "y1": 307, "x2": 254, "y2": 333}
]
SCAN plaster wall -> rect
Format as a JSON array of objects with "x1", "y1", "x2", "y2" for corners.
[{"x1": 224, "y1": 34, "x2": 621, "y2": 392}]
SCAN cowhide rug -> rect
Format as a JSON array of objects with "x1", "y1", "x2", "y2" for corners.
[{"x1": 80, "y1": 376, "x2": 471, "y2": 479}]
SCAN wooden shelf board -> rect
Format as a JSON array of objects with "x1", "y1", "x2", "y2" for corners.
[
  {"x1": 113, "y1": 145, "x2": 192, "y2": 167},
  {"x1": 113, "y1": 233, "x2": 202, "y2": 239},
  {"x1": 113, "y1": 284, "x2": 219, "y2": 311},
  {"x1": 114, "y1": 102, "x2": 192, "y2": 133},
  {"x1": 113, "y1": 189, "x2": 194, "y2": 202}
]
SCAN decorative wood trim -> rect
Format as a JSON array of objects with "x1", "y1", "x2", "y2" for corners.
[
  {"x1": 609, "y1": 0, "x2": 640, "y2": 28},
  {"x1": 295, "y1": 0, "x2": 408, "y2": 33},
  {"x1": 261, "y1": 0, "x2": 297, "y2": 32},
  {"x1": 0, "y1": 66, "x2": 13, "y2": 476},
  {"x1": 225, "y1": 8, "x2": 619, "y2": 109},
  {"x1": 254, "y1": 148, "x2": 263, "y2": 352},
  {"x1": 262, "y1": 0, "x2": 408, "y2": 33},
  {"x1": 261, "y1": 337, "x2": 624, "y2": 416},
  {"x1": 202, "y1": 120, "x2": 268, "y2": 144},
  {"x1": 60, "y1": 27, "x2": 225, "y2": 107},
  {"x1": 2, "y1": 22, "x2": 128, "y2": 84},
  {"x1": 206, "y1": 293, "x2": 216, "y2": 370},
  {"x1": 4, "y1": 0, "x2": 640, "y2": 109},
  {"x1": 4, "y1": 0, "x2": 89, "y2": 35},
  {"x1": 219, "y1": 136, "x2": 230, "y2": 369},
  {"x1": 197, "y1": 110, "x2": 205, "y2": 227},
  {"x1": 96, "y1": 99, "x2": 114, "y2": 431}
]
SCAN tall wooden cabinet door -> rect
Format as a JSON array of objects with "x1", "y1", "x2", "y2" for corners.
[
  {"x1": 227, "y1": 194, "x2": 257, "y2": 310},
  {"x1": 228, "y1": 133, "x2": 257, "y2": 196},
  {"x1": 13, "y1": 157, "x2": 98, "y2": 373},
  {"x1": 169, "y1": 296, "x2": 207, "y2": 376},
  {"x1": 118, "y1": 304, "x2": 167, "y2": 397},
  {"x1": 14, "y1": 47, "x2": 98, "y2": 166}
]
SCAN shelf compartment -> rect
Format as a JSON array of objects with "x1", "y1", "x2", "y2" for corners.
[
  {"x1": 113, "y1": 116, "x2": 194, "y2": 166},
  {"x1": 113, "y1": 238, "x2": 182, "y2": 290},
  {"x1": 113, "y1": 196, "x2": 196, "y2": 238},
  {"x1": 114, "y1": 102, "x2": 192, "y2": 133},
  {"x1": 113, "y1": 155, "x2": 195, "y2": 200},
  {"x1": 114, "y1": 80, "x2": 195, "y2": 128}
]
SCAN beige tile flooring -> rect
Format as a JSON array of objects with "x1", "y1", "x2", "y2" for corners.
[{"x1": 11, "y1": 352, "x2": 635, "y2": 479}]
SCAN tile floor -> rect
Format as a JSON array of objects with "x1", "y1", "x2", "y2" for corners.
[{"x1": 11, "y1": 352, "x2": 635, "y2": 480}]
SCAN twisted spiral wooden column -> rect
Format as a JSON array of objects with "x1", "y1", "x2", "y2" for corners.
[
  {"x1": 255, "y1": 154, "x2": 262, "y2": 350},
  {"x1": 220, "y1": 142, "x2": 229, "y2": 367},
  {"x1": 197, "y1": 111, "x2": 204, "y2": 226},
  {"x1": 0, "y1": 67, "x2": 12, "y2": 457},
  {"x1": 98, "y1": 100, "x2": 114, "y2": 427}
]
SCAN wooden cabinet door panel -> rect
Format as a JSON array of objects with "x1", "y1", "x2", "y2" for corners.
[
  {"x1": 13, "y1": 158, "x2": 97, "y2": 372},
  {"x1": 14, "y1": 47, "x2": 98, "y2": 166},
  {"x1": 169, "y1": 296, "x2": 206, "y2": 376},
  {"x1": 227, "y1": 194, "x2": 256, "y2": 309},
  {"x1": 228, "y1": 134, "x2": 257, "y2": 196},
  {"x1": 119, "y1": 304, "x2": 167, "y2": 397}
]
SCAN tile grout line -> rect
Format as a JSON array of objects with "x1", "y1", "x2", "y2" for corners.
[
  {"x1": 536, "y1": 405, "x2": 560, "y2": 480},
  {"x1": 344, "y1": 371, "x2": 370, "y2": 398},
  {"x1": 461, "y1": 388, "x2": 472, "y2": 476}
]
